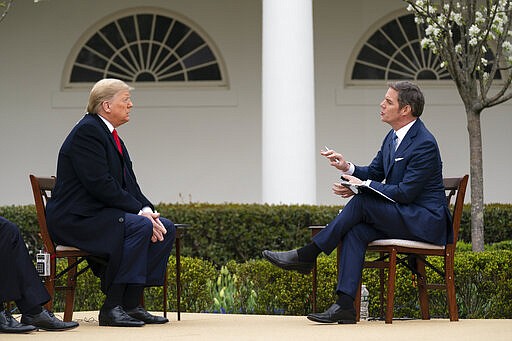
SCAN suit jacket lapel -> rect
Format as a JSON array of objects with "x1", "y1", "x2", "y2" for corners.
[
  {"x1": 385, "y1": 119, "x2": 422, "y2": 176},
  {"x1": 396, "y1": 119, "x2": 421, "y2": 156},
  {"x1": 91, "y1": 113, "x2": 125, "y2": 158}
]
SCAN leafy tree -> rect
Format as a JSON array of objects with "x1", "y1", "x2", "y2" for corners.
[{"x1": 405, "y1": 0, "x2": 512, "y2": 251}]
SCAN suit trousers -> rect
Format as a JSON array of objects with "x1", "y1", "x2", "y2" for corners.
[
  {"x1": 312, "y1": 194, "x2": 420, "y2": 298},
  {"x1": 113, "y1": 214, "x2": 176, "y2": 286},
  {"x1": 0, "y1": 217, "x2": 50, "y2": 312}
]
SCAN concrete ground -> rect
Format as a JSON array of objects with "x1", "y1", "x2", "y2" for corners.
[{"x1": 3, "y1": 311, "x2": 512, "y2": 341}]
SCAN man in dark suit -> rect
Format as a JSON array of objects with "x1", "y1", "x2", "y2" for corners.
[
  {"x1": 263, "y1": 81, "x2": 451, "y2": 324},
  {"x1": 46, "y1": 78, "x2": 176, "y2": 327},
  {"x1": 0, "y1": 217, "x2": 79, "y2": 333}
]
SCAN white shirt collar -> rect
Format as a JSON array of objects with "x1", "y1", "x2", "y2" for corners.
[
  {"x1": 394, "y1": 119, "x2": 416, "y2": 145},
  {"x1": 97, "y1": 114, "x2": 115, "y2": 133}
]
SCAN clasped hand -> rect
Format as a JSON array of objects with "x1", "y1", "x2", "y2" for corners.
[{"x1": 141, "y1": 211, "x2": 167, "y2": 243}]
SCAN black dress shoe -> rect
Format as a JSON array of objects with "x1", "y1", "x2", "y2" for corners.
[
  {"x1": 307, "y1": 303, "x2": 356, "y2": 324},
  {"x1": 125, "y1": 306, "x2": 168, "y2": 324},
  {"x1": 99, "y1": 305, "x2": 145, "y2": 327},
  {"x1": 262, "y1": 250, "x2": 314, "y2": 274},
  {"x1": 21, "y1": 309, "x2": 79, "y2": 331},
  {"x1": 0, "y1": 310, "x2": 36, "y2": 334}
]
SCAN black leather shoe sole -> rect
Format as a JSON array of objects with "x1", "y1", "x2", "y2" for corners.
[
  {"x1": 98, "y1": 318, "x2": 145, "y2": 327},
  {"x1": 0, "y1": 325, "x2": 37, "y2": 334},
  {"x1": 262, "y1": 250, "x2": 314, "y2": 275},
  {"x1": 125, "y1": 309, "x2": 168, "y2": 324},
  {"x1": 307, "y1": 314, "x2": 356, "y2": 324}
]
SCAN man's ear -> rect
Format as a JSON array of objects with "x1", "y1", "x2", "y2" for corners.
[
  {"x1": 401, "y1": 104, "x2": 412, "y2": 116},
  {"x1": 101, "y1": 101, "x2": 110, "y2": 113}
]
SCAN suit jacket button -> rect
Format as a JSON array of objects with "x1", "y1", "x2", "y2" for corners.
[{"x1": 118, "y1": 217, "x2": 124, "y2": 223}]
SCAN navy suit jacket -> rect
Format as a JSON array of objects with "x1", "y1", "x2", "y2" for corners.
[
  {"x1": 353, "y1": 119, "x2": 452, "y2": 245},
  {"x1": 46, "y1": 113, "x2": 154, "y2": 289}
]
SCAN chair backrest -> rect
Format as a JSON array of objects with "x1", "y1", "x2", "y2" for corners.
[
  {"x1": 443, "y1": 175, "x2": 469, "y2": 245},
  {"x1": 29, "y1": 174, "x2": 57, "y2": 255}
]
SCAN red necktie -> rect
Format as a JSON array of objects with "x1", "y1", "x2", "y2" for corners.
[{"x1": 112, "y1": 129, "x2": 123, "y2": 155}]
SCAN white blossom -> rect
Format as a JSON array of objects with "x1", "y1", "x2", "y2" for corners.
[
  {"x1": 475, "y1": 11, "x2": 485, "y2": 25},
  {"x1": 425, "y1": 25, "x2": 435, "y2": 36},
  {"x1": 421, "y1": 37, "x2": 434, "y2": 49},
  {"x1": 450, "y1": 12, "x2": 463, "y2": 26},
  {"x1": 469, "y1": 25, "x2": 481, "y2": 37},
  {"x1": 502, "y1": 41, "x2": 512, "y2": 52},
  {"x1": 415, "y1": 16, "x2": 425, "y2": 24},
  {"x1": 455, "y1": 44, "x2": 463, "y2": 54},
  {"x1": 481, "y1": 58, "x2": 488, "y2": 67}
]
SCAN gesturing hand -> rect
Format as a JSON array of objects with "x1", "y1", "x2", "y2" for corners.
[{"x1": 320, "y1": 147, "x2": 350, "y2": 172}]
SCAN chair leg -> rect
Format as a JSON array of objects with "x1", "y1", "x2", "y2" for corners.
[
  {"x1": 378, "y1": 252, "x2": 386, "y2": 319},
  {"x1": 355, "y1": 280, "x2": 362, "y2": 321},
  {"x1": 445, "y1": 253, "x2": 459, "y2": 321},
  {"x1": 43, "y1": 257, "x2": 57, "y2": 312},
  {"x1": 384, "y1": 248, "x2": 397, "y2": 324},
  {"x1": 63, "y1": 257, "x2": 78, "y2": 322},
  {"x1": 163, "y1": 268, "x2": 168, "y2": 318},
  {"x1": 416, "y1": 258, "x2": 430, "y2": 320},
  {"x1": 176, "y1": 233, "x2": 182, "y2": 321},
  {"x1": 311, "y1": 258, "x2": 318, "y2": 313}
]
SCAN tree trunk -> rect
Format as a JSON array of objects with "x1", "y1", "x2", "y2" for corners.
[{"x1": 466, "y1": 108, "x2": 485, "y2": 251}]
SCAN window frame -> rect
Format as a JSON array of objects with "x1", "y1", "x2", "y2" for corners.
[{"x1": 61, "y1": 7, "x2": 228, "y2": 90}]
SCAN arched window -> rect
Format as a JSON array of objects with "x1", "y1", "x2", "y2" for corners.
[
  {"x1": 63, "y1": 7, "x2": 227, "y2": 89},
  {"x1": 347, "y1": 12, "x2": 500, "y2": 85}
]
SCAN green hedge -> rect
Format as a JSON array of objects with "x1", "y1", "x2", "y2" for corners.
[
  {"x1": 459, "y1": 204, "x2": 512, "y2": 244},
  {"x1": 47, "y1": 250, "x2": 512, "y2": 319},
  {"x1": 3, "y1": 203, "x2": 511, "y2": 264}
]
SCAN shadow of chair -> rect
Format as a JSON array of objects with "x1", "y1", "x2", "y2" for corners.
[{"x1": 29, "y1": 174, "x2": 189, "y2": 322}]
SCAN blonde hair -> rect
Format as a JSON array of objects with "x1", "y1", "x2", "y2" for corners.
[{"x1": 87, "y1": 78, "x2": 133, "y2": 113}]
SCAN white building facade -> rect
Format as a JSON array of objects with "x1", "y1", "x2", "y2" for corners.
[{"x1": 0, "y1": 0, "x2": 510, "y2": 206}]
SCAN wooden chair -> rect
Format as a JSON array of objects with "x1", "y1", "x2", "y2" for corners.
[
  {"x1": 29, "y1": 174, "x2": 91, "y2": 322},
  {"x1": 29, "y1": 174, "x2": 189, "y2": 321},
  {"x1": 355, "y1": 175, "x2": 469, "y2": 323}
]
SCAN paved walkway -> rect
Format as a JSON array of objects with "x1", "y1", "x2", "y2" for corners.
[{"x1": 3, "y1": 311, "x2": 512, "y2": 341}]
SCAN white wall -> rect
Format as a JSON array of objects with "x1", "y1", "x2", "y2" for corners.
[
  {"x1": 0, "y1": 0, "x2": 510, "y2": 207},
  {"x1": 313, "y1": 0, "x2": 512, "y2": 206},
  {"x1": 0, "y1": 0, "x2": 262, "y2": 205}
]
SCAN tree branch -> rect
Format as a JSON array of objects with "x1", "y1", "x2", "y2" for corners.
[{"x1": 0, "y1": 0, "x2": 14, "y2": 25}]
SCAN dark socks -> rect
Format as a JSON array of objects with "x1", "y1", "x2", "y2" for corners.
[
  {"x1": 123, "y1": 285, "x2": 144, "y2": 310},
  {"x1": 297, "y1": 242, "x2": 322, "y2": 262},
  {"x1": 102, "y1": 284, "x2": 126, "y2": 310},
  {"x1": 24, "y1": 305, "x2": 43, "y2": 316},
  {"x1": 336, "y1": 292, "x2": 355, "y2": 310}
]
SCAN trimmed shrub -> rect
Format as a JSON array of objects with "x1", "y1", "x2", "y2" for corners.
[{"x1": 3, "y1": 203, "x2": 512, "y2": 265}]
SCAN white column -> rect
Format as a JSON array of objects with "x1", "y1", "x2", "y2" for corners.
[{"x1": 262, "y1": 0, "x2": 316, "y2": 204}]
